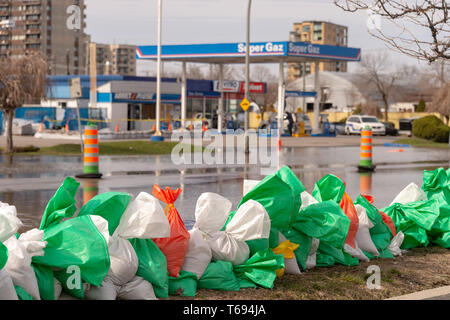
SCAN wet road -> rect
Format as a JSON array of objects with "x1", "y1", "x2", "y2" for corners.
[{"x1": 0, "y1": 145, "x2": 448, "y2": 232}]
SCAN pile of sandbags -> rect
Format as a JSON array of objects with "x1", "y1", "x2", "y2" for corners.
[{"x1": 1, "y1": 166, "x2": 449, "y2": 300}]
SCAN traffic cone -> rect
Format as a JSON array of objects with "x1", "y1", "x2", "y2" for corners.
[
  {"x1": 189, "y1": 124, "x2": 193, "y2": 131},
  {"x1": 115, "y1": 123, "x2": 119, "y2": 133},
  {"x1": 152, "y1": 123, "x2": 156, "y2": 131},
  {"x1": 277, "y1": 137, "x2": 282, "y2": 149},
  {"x1": 65, "y1": 121, "x2": 69, "y2": 132},
  {"x1": 168, "y1": 122, "x2": 172, "y2": 131},
  {"x1": 202, "y1": 123, "x2": 208, "y2": 132}
]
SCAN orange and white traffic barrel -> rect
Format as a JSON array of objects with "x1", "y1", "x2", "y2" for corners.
[
  {"x1": 358, "y1": 126, "x2": 375, "y2": 172},
  {"x1": 76, "y1": 124, "x2": 103, "y2": 179}
]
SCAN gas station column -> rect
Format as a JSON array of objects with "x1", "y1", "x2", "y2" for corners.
[
  {"x1": 181, "y1": 62, "x2": 187, "y2": 130},
  {"x1": 313, "y1": 62, "x2": 320, "y2": 133},
  {"x1": 218, "y1": 64, "x2": 224, "y2": 133},
  {"x1": 277, "y1": 61, "x2": 285, "y2": 135}
]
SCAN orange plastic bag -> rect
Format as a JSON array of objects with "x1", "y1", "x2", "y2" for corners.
[
  {"x1": 152, "y1": 185, "x2": 190, "y2": 278},
  {"x1": 362, "y1": 195, "x2": 397, "y2": 237},
  {"x1": 339, "y1": 192, "x2": 359, "y2": 248}
]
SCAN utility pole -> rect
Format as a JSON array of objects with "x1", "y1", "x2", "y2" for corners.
[{"x1": 244, "y1": 0, "x2": 252, "y2": 154}]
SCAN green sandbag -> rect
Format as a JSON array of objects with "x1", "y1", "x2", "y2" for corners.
[
  {"x1": 238, "y1": 166, "x2": 305, "y2": 231},
  {"x1": 429, "y1": 205, "x2": 450, "y2": 248},
  {"x1": 312, "y1": 174, "x2": 346, "y2": 203},
  {"x1": 422, "y1": 168, "x2": 450, "y2": 206},
  {"x1": 39, "y1": 177, "x2": 80, "y2": 230},
  {"x1": 233, "y1": 249, "x2": 284, "y2": 289},
  {"x1": 15, "y1": 286, "x2": 34, "y2": 300},
  {"x1": 382, "y1": 200, "x2": 440, "y2": 249},
  {"x1": 168, "y1": 270, "x2": 198, "y2": 297},
  {"x1": 281, "y1": 228, "x2": 311, "y2": 271},
  {"x1": 238, "y1": 278, "x2": 258, "y2": 289},
  {"x1": 433, "y1": 232, "x2": 450, "y2": 248},
  {"x1": 78, "y1": 192, "x2": 131, "y2": 236},
  {"x1": 246, "y1": 227, "x2": 280, "y2": 256},
  {"x1": 293, "y1": 200, "x2": 350, "y2": 249},
  {"x1": 54, "y1": 269, "x2": 85, "y2": 300},
  {"x1": 32, "y1": 263, "x2": 55, "y2": 300},
  {"x1": 198, "y1": 261, "x2": 241, "y2": 291},
  {"x1": 0, "y1": 242, "x2": 8, "y2": 270},
  {"x1": 128, "y1": 238, "x2": 168, "y2": 288},
  {"x1": 32, "y1": 215, "x2": 110, "y2": 287},
  {"x1": 316, "y1": 251, "x2": 335, "y2": 267},
  {"x1": 153, "y1": 280, "x2": 169, "y2": 299},
  {"x1": 317, "y1": 241, "x2": 358, "y2": 267},
  {"x1": 355, "y1": 195, "x2": 393, "y2": 252}
]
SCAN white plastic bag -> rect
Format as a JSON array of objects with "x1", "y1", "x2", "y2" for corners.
[
  {"x1": 208, "y1": 200, "x2": 271, "y2": 265},
  {"x1": 388, "y1": 231, "x2": 405, "y2": 256},
  {"x1": 306, "y1": 238, "x2": 320, "y2": 270},
  {"x1": 54, "y1": 277, "x2": 63, "y2": 300},
  {"x1": 0, "y1": 203, "x2": 22, "y2": 243},
  {"x1": 84, "y1": 277, "x2": 118, "y2": 300},
  {"x1": 18, "y1": 228, "x2": 47, "y2": 258},
  {"x1": 278, "y1": 233, "x2": 301, "y2": 275},
  {"x1": 300, "y1": 191, "x2": 319, "y2": 210},
  {"x1": 390, "y1": 183, "x2": 427, "y2": 205},
  {"x1": 4, "y1": 236, "x2": 41, "y2": 300},
  {"x1": 0, "y1": 269, "x2": 18, "y2": 300},
  {"x1": 343, "y1": 243, "x2": 369, "y2": 262},
  {"x1": 354, "y1": 205, "x2": 379, "y2": 257},
  {"x1": 193, "y1": 192, "x2": 232, "y2": 235},
  {"x1": 181, "y1": 228, "x2": 212, "y2": 279},
  {"x1": 243, "y1": 179, "x2": 261, "y2": 197},
  {"x1": 117, "y1": 276, "x2": 157, "y2": 300},
  {"x1": 107, "y1": 236, "x2": 139, "y2": 287},
  {"x1": 114, "y1": 192, "x2": 170, "y2": 239}
]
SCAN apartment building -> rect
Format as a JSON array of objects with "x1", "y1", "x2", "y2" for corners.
[
  {"x1": 0, "y1": 0, "x2": 88, "y2": 75},
  {"x1": 87, "y1": 42, "x2": 136, "y2": 76},
  {"x1": 288, "y1": 21, "x2": 348, "y2": 80}
]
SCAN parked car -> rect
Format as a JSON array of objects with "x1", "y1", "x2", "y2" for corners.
[
  {"x1": 330, "y1": 122, "x2": 346, "y2": 135},
  {"x1": 345, "y1": 115, "x2": 386, "y2": 136},
  {"x1": 382, "y1": 122, "x2": 399, "y2": 136}
]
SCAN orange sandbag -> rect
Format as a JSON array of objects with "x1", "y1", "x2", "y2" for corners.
[
  {"x1": 339, "y1": 192, "x2": 359, "y2": 248},
  {"x1": 362, "y1": 195, "x2": 397, "y2": 237},
  {"x1": 152, "y1": 185, "x2": 190, "y2": 278}
]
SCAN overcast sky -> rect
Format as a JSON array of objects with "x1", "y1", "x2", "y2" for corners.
[{"x1": 85, "y1": 0, "x2": 428, "y2": 76}]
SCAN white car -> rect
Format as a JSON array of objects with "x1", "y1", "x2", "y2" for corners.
[{"x1": 345, "y1": 115, "x2": 386, "y2": 136}]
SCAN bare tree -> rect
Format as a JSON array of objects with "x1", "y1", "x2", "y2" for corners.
[
  {"x1": 355, "y1": 52, "x2": 404, "y2": 121},
  {"x1": 206, "y1": 64, "x2": 238, "y2": 80},
  {"x1": 248, "y1": 65, "x2": 278, "y2": 121},
  {"x1": 0, "y1": 53, "x2": 47, "y2": 153},
  {"x1": 334, "y1": 0, "x2": 450, "y2": 63},
  {"x1": 429, "y1": 82, "x2": 450, "y2": 123}
]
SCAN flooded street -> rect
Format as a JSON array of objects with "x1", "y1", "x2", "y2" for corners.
[{"x1": 0, "y1": 145, "x2": 448, "y2": 232}]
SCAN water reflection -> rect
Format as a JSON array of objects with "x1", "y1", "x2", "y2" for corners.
[
  {"x1": 359, "y1": 172, "x2": 373, "y2": 196},
  {"x1": 81, "y1": 179, "x2": 100, "y2": 205}
]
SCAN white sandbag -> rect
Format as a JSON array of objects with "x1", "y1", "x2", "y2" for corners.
[
  {"x1": 0, "y1": 269, "x2": 18, "y2": 300},
  {"x1": 117, "y1": 276, "x2": 157, "y2": 300},
  {"x1": 54, "y1": 277, "x2": 63, "y2": 300},
  {"x1": 388, "y1": 231, "x2": 405, "y2": 257},
  {"x1": 208, "y1": 200, "x2": 270, "y2": 265},
  {"x1": 107, "y1": 236, "x2": 139, "y2": 286},
  {"x1": 114, "y1": 192, "x2": 170, "y2": 239},
  {"x1": 18, "y1": 228, "x2": 47, "y2": 258},
  {"x1": 194, "y1": 192, "x2": 232, "y2": 235},
  {"x1": 0, "y1": 204, "x2": 22, "y2": 243},
  {"x1": 90, "y1": 215, "x2": 111, "y2": 247},
  {"x1": 84, "y1": 276, "x2": 118, "y2": 300},
  {"x1": 4, "y1": 236, "x2": 41, "y2": 300},
  {"x1": 300, "y1": 191, "x2": 319, "y2": 210},
  {"x1": 354, "y1": 205, "x2": 379, "y2": 256},
  {"x1": 306, "y1": 238, "x2": 320, "y2": 270},
  {"x1": 344, "y1": 243, "x2": 369, "y2": 262},
  {"x1": 181, "y1": 228, "x2": 212, "y2": 279},
  {"x1": 279, "y1": 233, "x2": 301, "y2": 275},
  {"x1": 390, "y1": 183, "x2": 427, "y2": 205}
]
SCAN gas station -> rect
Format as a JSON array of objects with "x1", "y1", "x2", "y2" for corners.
[{"x1": 136, "y1": 40, "x2": 361, "y2": 137}]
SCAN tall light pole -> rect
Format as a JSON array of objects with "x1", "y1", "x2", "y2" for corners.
[
  {"x1": 152, "y1": 0, "x2": 164, "y2": 141},
  {"x1": 244, "y1": 0, "x2": 252, "y2": 153}
]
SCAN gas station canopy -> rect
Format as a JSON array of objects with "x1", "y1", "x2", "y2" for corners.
[{"x1": 136, "y1": 41, "x2": 361, "y2": 64}]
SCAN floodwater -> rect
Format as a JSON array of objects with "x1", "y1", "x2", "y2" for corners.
[{"x1": 0, "y1": 145, "x2": 448, "y2": 232}]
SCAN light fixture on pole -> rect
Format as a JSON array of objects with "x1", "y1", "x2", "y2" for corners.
[
  {"x1": 151, "y1": 0, "x2": 164, "y2": 141},
  {"x1": 244, "y1": 0, "x2": 252, "y2": 154}
]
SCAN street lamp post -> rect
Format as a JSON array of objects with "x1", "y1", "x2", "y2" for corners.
[
  {"x1": 244, "y1": 0, "x2": 252, "y2": 153},
  {"x1": 152, "y1": 0, "x2": 164, "y2": 141}
]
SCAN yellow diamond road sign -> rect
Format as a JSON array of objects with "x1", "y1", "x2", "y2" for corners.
[{"x1": 240, "y1": 98, "x2": 250, "y2": 111}]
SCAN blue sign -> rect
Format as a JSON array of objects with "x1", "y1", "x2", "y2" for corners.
[
  {"x1": 285, "y1": 90, "x2": 317, "y2": 98},
  {"x1": 137, "y1": 41, "x2": 361, "y2": 62}
]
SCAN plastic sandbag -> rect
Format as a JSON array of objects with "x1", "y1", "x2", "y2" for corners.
[
  {"x1": 32, "y1": 215, "x2": 111, "y2": 288},
  {"x1": 129, "y1": 238, "x2": 168, "y2": 288},
  {"x1": 108, "y1": 235, "x2": 139, "y2": 286},
  {"x1": 275, "y1": 233, "x2": 301, "y2": 275},
  {"x1": 4, "y1": 235, "x2": 42, "y2": 300},
  {"x1": 169, "y1": 270, "x2": 198, "y2": 297},
  {"x1": 0, "y1": 242, "x2": 7, "y2": 271},
  {"x1": 281, "y1": 228, "x2": 311, "y2": 271},
  {"x1": 198, "y1": 260, "x2": 241, "y2": 291},
  {"x1": 84, "y1": 277, "x2": 118, "y2": 300},
  {"x1": 388, "y1": 231, "x2": 405, "y2": 256},
  {"x1": 429, "y1": 205, "x2": 450, "y2": 248},
  {"x1": 32, "y1": 263, "x2": 55, "y2": 300},
  {"x1": 306, "y1": 238, "x2": 320, "y2": 270},
  {"x1": 152, "y1": 185, "x2": 190, "y2": 278},
  {"x1": 38, "y1": 177, "x2": 80, "y2": 230},
  {"x1": 233, "y1": 249, "x2": 284, "y2": 289},
  {"x1": 382, "y1": 200, "x2": 439, "y2": 249},
  {"x1": 114, "y1": 192, "x2": 170, "y2": 239},
  {"x1": 238, "y1": 166, "x2": 305, "y2": 231},
  {"x1": 390, "y1": 182, "x2": 428, "y2": 205},
  {"x1": 300, "y1": 190, "x2": 319, "y2": 210},
  {"x1": 0, "y1": 269, "x2": 18, "y2": 300},
  {"x1": 78, "y1": 192, "x2": 132, "y2": 236},
  {"x1": 422, "y1": 168, "x2": 450, "y2": 207},
  {"x1": 354, "y1": 204, "x2": 379, "y2": 257},
  {"x1": 181, "y1": 228, "x2": 212, "y2": 280},
  {"x1": 117, "y1": 276, "x2": 157, "y2": 300},
  {"x1": 0, "y1": 203, "x2": 22, "y2": 243},
  {"x1": 208, "y1": 200, "x2": 270, "y2": 265}
]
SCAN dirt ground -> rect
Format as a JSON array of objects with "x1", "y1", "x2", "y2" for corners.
[{"x1": 173, "y1": 247, "x2": 450, "y2": 300}]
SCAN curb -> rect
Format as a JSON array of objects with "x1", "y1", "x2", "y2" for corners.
[{"x1": 386, "y1": 286, "x2": 450, "y2": 300}]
